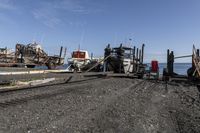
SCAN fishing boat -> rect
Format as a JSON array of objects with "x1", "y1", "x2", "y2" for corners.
[
  {"x1": 104, "y1": 45, "x2": 134, "y2": 73},
  {"x1": 67, "y1": 49, "x2": 103, "y2": 72},
  {"x1": 103, "y1": 44, "x2": 146, "y2": 77},
  {"x1": 67, "y1": 50, "x2": 90, "y2": 71}
]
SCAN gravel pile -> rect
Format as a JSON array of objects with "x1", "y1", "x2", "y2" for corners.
[{"x1": 0, "y1": 77, "x2": 199, "y2": 133}]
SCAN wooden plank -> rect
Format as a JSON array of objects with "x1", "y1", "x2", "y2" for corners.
[{"x1": 192, "y1": 45, "x2": 200, "y2": 77}]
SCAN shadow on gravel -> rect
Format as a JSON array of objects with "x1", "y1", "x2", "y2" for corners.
[{"x1": 0, "y1": 76, "x2": 104, "y2": 94}]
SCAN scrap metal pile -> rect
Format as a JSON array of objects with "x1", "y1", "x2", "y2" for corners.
[{"x1": 0, "y1": 42, "x2": 66, "y2": 69}]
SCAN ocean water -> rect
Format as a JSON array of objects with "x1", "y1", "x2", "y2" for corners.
[
  {"x1": 0, "y1": 63, "x2": 190, "y2": 75},
  {"x1": 147, "y1": 63, "x2": 192, "y2": 75},
  {"x1": 38, "y1": 63, "x2": 191, "y2": 75}
]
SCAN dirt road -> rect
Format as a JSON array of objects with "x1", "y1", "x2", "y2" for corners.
[{"x1": 0, "y1": 78, "x2": 199, "y2": 133}]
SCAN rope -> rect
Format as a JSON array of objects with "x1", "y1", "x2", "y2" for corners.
[{"x1": 85, "y1": 55, "x2": 111, "y2": 73}]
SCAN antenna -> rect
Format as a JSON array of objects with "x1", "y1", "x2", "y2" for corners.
[
  {"x1": 40, "y1": 33, "x2": 45, "y2": 44},
  {"x1": 78, "y1": 44, "x2": 80, "y2": 51},
  {"x1": 79, "y1": 29, "x2": 85, "y2": 49},
  {"x1": 33, "y1": 33, "x2": 37, "y2": 44},
  {"x1": 129, "y1": 38, "x2": 132, "y2": 47},
  {"x1": 114, "y1": 32, "x2": 117, "y2": 45}
]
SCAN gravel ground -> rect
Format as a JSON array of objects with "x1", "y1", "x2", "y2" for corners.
[{"x1": 0, "y1": 77, "x2": 200, "y2": 133}]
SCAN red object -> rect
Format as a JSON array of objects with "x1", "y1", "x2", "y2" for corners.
[
  {"x1": 151, "y1": 60, "x2": 159, "y2": 72},
  {"x1": 72, "y1": 51, "x2": 86, "y2": 59}
]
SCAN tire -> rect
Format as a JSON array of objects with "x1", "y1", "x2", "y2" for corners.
[{"x1": 26, "y1": 65, "x2": 36, "y2": 68}]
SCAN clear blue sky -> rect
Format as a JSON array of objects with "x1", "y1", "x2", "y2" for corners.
[{"x1": 0, "y1": 0, "x2": 200, "y2": 62}]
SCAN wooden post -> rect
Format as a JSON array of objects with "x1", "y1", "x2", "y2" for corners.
[
  {"x1": 133, "y1": 46, "x2": 136, "y2": 73},
  {"x1": 136, "y1": 48, "x2": 139, "y2": 72},
  {"x1": 63, "y1": 48, "x2": 67, "y2": 58},
  {"x1": 139, "y1": 49, "x2": 141, "y2": 63},
  {"x1": 118, "y1": 44, "x2": 123, "y2": 73},
  {"x1": 169, "y1": 51, "x2": 174, "y2": 76},
  {"x1": 141, "y1": 44, "x2": 145, "y2": 64},
  {"x1": 59, "y1": 46, "x2": 63, "y2": 58},
  {"x1": 59, "y1": 46, "x2": 63, "y2": 64},
  {"x1": 91, "y1": 53, "x2": 93, "y2": 60},
  {"x1": 103, "y1": 44, "x2": 111, "y2": 72},
  {"x1": 167, "y1": 49, "x2": 170, "y2": 74}
]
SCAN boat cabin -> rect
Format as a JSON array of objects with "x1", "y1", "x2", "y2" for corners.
[{"x1": 72, "y1": 50, "x2": 90, "y2": 60}]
